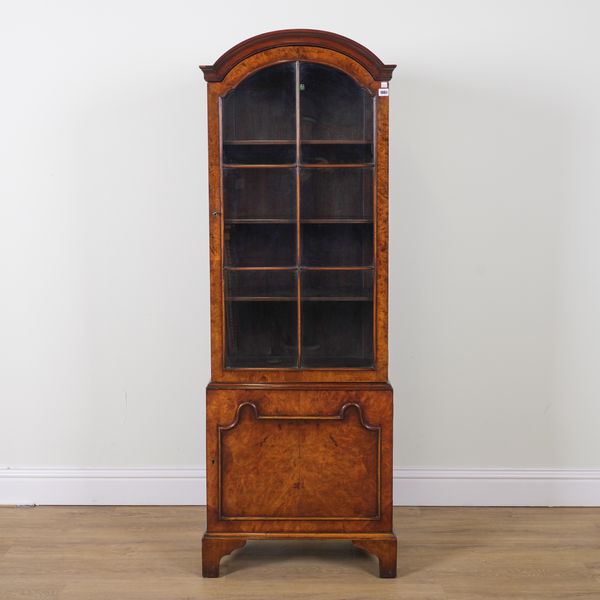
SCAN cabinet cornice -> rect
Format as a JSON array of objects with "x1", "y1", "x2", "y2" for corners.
[{"x1": 200, "y1": 29, "x2": 396, "y2": 82}]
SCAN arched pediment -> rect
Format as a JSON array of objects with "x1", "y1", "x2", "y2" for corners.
[{"x1": 200, "y1": 28, "x2": 396, "y2": 82}]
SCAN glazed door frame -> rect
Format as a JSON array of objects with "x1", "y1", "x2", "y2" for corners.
[{"x1": 206, "y1": 46, "x2": 390, "y2": 383}]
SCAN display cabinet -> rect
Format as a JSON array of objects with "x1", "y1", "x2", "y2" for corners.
[{"x1": 200, "y1": 29, "x2": 396, "y2": 577}]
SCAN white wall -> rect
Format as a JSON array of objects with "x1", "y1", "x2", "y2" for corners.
[{"x1": 1, "y1": 1, "x2": 600, "y2": 480}]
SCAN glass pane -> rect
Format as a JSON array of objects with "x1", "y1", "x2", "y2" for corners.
[
  {"x1": 301, "y1": 143, "x2": 372, "y2": 164},
  {"x1": 302, "y1": 270, "x2": 373, "y2": 299},
  {"x1": 225, "y1": 270, "x2": 297, "y2": 368},
  {"x1": 223, "y1": 62, "x2": 296, "y2": 165},
  {"x1": 300, "y1": 168, "x2": 373, "y2": 220},
  {"x1": 301, "y1": 270, "x2": 373, "y2": 368},
  {"x1": 224, "y1": 168, "x2": 295, "y2": 221},
  {"x1": 223, "y1": 143, "x2": 295, "y2": 165},
  {"x1": 224, "y1": 224, "x2": 296, "y2": 267},
  {"x1": 226, "y1": 269, "x2": 296, "y2": 299},
  {"x1": 222, "y1": 62, "x2": 295, "y2": 141},
  {"x1": 226, "y1": 300, "x2": 297, "y2": 368},
  {"x1": 300, "y1": 62, "x2": 373, "y2": 164},
  {"x1": 301, "y1": 224, "x2": 373, "y2": 267}
]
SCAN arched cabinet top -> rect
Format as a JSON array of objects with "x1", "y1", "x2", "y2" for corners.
[{"x1": 200, "y1": 29, "x2": 396, "y2": 83}]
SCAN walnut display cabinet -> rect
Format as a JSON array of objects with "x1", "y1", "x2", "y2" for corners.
[{"x1": 200, "y1": 29, "x2": 396, "y2": 578}]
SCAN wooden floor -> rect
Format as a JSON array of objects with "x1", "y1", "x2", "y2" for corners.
[{"x1": 0, "y1": 507, "x2": 599, "y2": 599}]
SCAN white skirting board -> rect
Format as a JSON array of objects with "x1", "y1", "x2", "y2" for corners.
[
  {"x1": 393, "y1": 468, "x2": 600, "y2": 506},
  {"x1": 1, "y1": 467, "x2": 599, "y2": 507}
]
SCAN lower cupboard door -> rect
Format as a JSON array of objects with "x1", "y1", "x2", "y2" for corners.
[{"x1": 218, "y1": 402, "x2": 381, "y2": 520}]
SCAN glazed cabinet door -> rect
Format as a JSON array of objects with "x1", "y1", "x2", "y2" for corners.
[{"x1": 220, "y1": 61, "x2": 378, "y2": 375}]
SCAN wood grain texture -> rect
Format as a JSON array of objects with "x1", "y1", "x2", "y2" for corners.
[
  {"x1": 353, "y1": 538, "x2": 398, "y2": 578},
  {"x1": 1, "y1": 507, "x2": 600, "y2": 599},
  {"x1": 201, "y1": 36, "x2": 396, "y2": 578},
  {"x1": 201, "y1": 536, "x2": 246, "y2": 577},
  {"x1": 206, "y1": 83, "x2": 224, "y2": 381},
  {"x1": 375, "y1": 93, "x2": 390, "y2": 377},
  {"x1": 206, "y1": 44, "x2": 391, "y2": 383},
  {"x1": 219, "y1": 402, "x2": 380, "y2": 520},
  {"x1": 205, "y1": 387, "x2": 394, "y2": 535},
  {"x1": 200, "y1": 29, "x2": 396, "y2": 82}
]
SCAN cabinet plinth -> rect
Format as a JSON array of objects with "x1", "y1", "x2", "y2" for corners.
[{"x1": 201, "y1": 29, "x2": 396, "y2": 577}]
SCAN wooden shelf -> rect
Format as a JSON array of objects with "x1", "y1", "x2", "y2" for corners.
[
  {"x1": 223, "y1": 266, "x2": 374, "y2": 271},
  {"x1": 222, "y1": 164, "x2": 296, "y2": 169},
  {"x1": 223, "y1": 266, "x2": 297, "y2": 271},
  {"x1": 300, "y1": 163, "x2": 374, "y2": 168},
  {"x1": 226, "y1": 296, "x2": 371, "y2": 302},
  {"x1": 303, "y1": 296, "x2": 371, "y2": 302},
  {"x1": 222, "y1": 140, "x2": 371, "y2": 145},
  {"x1": 300, "y1": 266, "x2": 374, "y2": 271},
  {"x1": 301, "y1": 140, "x2": 372, "y2": 145},
  {"x1": 223, "y1": 163, "x2": 374, "y2": 168},
  {"x1": 225, "y1": 219, "x2": 296, "y2": 224},
  {"x1": 301, "y1": 219, "x2": 373, "y2": 224},
  {"x1": 223, "y1": 140, "x2": 295, "y2": 145},
  {"x1": 226, "y1": 296, "x2": 296, "y2": 302},
  {"x1": 224, "y1": 219, "x2": 372, "y2": 224}
]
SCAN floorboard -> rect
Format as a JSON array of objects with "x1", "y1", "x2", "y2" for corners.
[{"x1": 0, "y1": 506, "x2": 599, "y2": 599}]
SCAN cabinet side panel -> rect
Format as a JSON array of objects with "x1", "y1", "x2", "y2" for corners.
[
  {"x1": 375, "y1": 93, "x2": 389, "y2": 378},
  {"x1": 207, "y1": 85, "x2": 225, "y2": 378}
]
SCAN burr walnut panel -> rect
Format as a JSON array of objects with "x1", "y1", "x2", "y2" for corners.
[
  {"x1": 219, "y1": 402, "x2": 380, "y2": 520},
  {"x1": 205, "y1": 386, "x2": 393, "y2": 534}
]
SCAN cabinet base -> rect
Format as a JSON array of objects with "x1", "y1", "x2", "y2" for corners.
[
  {"x1": 351, "y1": 536, "x2": 398, "y2": 578},
  {"x1": 201, "y1": 532, "x2": 397, "y2": 578},
  {"x1": 201, "y1": 535, "x2": 247, "y2": 577}
]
